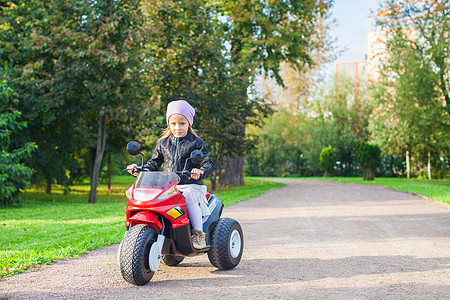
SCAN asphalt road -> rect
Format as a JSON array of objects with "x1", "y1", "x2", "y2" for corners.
[{"x1": 1, "y1": 179, "x2": 449, "y2": 299}]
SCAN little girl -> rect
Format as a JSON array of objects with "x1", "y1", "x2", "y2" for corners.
[{"x1": 128, "y1": 100, "x2": 215, "y2": 249}]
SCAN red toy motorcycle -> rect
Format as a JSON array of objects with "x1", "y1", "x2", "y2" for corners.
[{"x1": 118, "y1": 141, "x2": 244, "y2": 286}]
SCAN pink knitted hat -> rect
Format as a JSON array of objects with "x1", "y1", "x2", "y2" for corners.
[{"x1": 166, "y1": 100, "x2": 195, "y2": 126}]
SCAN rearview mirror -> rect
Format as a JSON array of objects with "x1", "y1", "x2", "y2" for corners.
[
  {"x1": 127, "y1": 141, "x2": 141, "y2": 156},
  {"x1": 190, "y1": 150, "x2": 204, "y2": 165}
]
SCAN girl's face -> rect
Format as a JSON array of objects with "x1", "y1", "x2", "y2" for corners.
[{"x1": 169, "y1": 114, "x2": 189, "y2": 138}]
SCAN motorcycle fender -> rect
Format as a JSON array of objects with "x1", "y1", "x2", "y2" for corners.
[{"x1": 128, "y1": 211, "x2": 163, "y2": 231}]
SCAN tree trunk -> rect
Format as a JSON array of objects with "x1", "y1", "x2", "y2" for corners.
[
  {"x1": 90, "y1": 148, "x2": 96, "y2": 178},
  {"x1": 89, "y1": 114, "x2": 107, "y2": 203},
  {"x1": 406, "y1": 150, "x2": 411, "y2": 179},
  {"x1": 427, "y1": 151, "x2": 431, "y2": 180},
  {"x1": 219, "y1": 154, "x2": 244, "y2": 186},
  {"x1": 210, "y1": 170, "x2": 217, "y2": 191},
  {"x1": 217, "y1": 105, "x2": 246, "y2": 187},
  {"x1": 45, "y1": 177, "x2": 52, "y2": 194},
  {"x1": 107, "y1": 151, "x2": 111, "y2": 192},
  {"x1": 367, "y1": 169, "x2": 375, "y2": 180}
]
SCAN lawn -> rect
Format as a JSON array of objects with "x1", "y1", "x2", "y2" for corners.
[
  {"x1": 0, "y1": 176, "x2": 285, "y2": 278},
  {"x1": 319, "y1": 177, "x2": 450, "y2": 204}
]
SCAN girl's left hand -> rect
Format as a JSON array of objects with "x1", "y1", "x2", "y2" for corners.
[{"x1": 190, "y1": 168, "x2": 204, "y2": 180}]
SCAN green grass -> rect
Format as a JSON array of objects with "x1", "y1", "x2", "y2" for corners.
[
  {"x1": 318, "y1": 177, "x2": 450, "y2": 204},
  {"x1": 0, "y1": 176, "x2": 284, "y2": 278}
]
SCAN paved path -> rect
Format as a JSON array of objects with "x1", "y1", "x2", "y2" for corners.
[{"x1": 1, "y1": 179, "x2": 449, "y2": 299}]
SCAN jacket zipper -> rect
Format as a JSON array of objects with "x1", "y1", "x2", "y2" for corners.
[{"x1": 175, "y1": 137, "x2": 180, "y2": 170}]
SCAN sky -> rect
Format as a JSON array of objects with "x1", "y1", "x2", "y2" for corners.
[{"x1": 324, "y1": 0, "x2": 382, "y2": 77}]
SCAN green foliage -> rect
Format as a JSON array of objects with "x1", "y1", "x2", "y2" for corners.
[
  {"x1": 370, "y1": 0, "x2": 450, "y2": 175},
  {"x1": 380, "y1": 156, "x2": 406, "y2": 177},
  {"x1": 141, "y1": 0, "x2": 268, "y2": 166},
  {"x1": 0, "y1": 0, "x2": 335, "y2": 193},
  {"x1": 357, "y1": 141, "x2": 381, "y2": 169},
  {"x1": 246, "y1": 72, "x2": 374, "y2": 178},
  {"x1": 247, "y1": 72, "x2": 371, "y2": 177},
  {"x1": 217, "y1": 0, "x2": 332, "y2": 84},
  {"x1": 213, "y1": 0, "x2": 332, "y2": 185},
  {"x1": 298, "y1": 74, "x2": 371, "y2": 176},
  {"x1": 245, "y1": 110, "x2": 307, "y2": 177},
  {"x1": 0, "y1": 175, "x2": 284, "y2": 278},
  {"x1": 0, "y1": 78, "x2": 37, "y2": 206},
  {"x1": 357, "y1": 141, "x2": 381, "y2": 180},
  {"x1": 1, "y1": 0, "x2": 152, "y2": 196},
  {"x1": 319, "y1": 145, "x2": 335, "y2": 177}
]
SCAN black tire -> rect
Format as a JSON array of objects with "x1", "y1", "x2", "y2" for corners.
[
  {"x1": 161, "y1": 255, "x2": 184, "y2": 266},
  {"x1": 207, "y1": 218, "x2": 243, "y2": 270},
  {"x1": 119, "y1": 224, "x2": 158, "y2": 286}
]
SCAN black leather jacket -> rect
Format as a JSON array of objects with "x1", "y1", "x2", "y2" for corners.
[{"x1": 145, "y1": 132, "x2": 215, "y2": 185}]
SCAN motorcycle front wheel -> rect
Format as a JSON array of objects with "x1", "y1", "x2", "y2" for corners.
[{"x1": 119, "y1": 224, "x2": 158, "y2": 286}]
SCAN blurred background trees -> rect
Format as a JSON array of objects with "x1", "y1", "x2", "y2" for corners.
[
  {"x1": 0, "y1": 0, "x2": 333, "y2": 204},
  {"x1": 369, "y1": 0, "x2": 450, "y2": 180},
  {"x1": 1, "y1": 0, "x2": 449, "y2": 206},
  {"x1": 2, "y1": 0, "x2": 154, "y2": 203},
  {"x1": 246, "y1": 0, "x2": 449, "y2": 180}
]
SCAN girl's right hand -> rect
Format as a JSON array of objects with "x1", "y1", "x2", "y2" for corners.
[{"x1": 127, "y1": 164, "x2": 139, "y2": 176}]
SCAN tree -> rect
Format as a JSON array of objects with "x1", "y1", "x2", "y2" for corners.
[
  {"x1": 246, "y1": 71, "x2": 373, "y2": 177},
  {"x1": 319, "y1": 145, "x2": 335, "y2": 177},
  {"x1": 369, "y1": 1, "x2": 450, "y2": 178},
  {"x1": 215, "y1": 0, "x2": 333, "y2": 186},
  {"x1": 140, "y1": 0, "x2": 233, "y2": 189},
  {"x1": 357, "y1": 141, "x2": 381, "y2": 180},
  {"x1": 253, "y1": 12, "x2": 338, "y2": 113},
  {"x1": 299, "y1": 74, "x2": 371, "y2": 176},
  {"x1": 0, "y1": 76, "x2": 37, "y2": 206},
  {"x1": 66, "y1": 0, "x2": 151, "y2": 203},
  {"x1": 1, "y1": 0, "x2": 86, "y2": 193},
  {"x1": 245, "y1": 110, "x2": 307, "y2": 177},
  {"x1": 1, "y1": 1, "x2": 151, "y2": 201},
  {"x1": 141, "y1": 0, "x2": 272, "y2": 189}
]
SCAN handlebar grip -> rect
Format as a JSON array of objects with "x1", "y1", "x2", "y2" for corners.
[
  {"x1": 175, "y1": 170, "x2": 203, "y2": 179},
  {"x1": 123, "y1": 167, "x2": 144, "y2": 173}
]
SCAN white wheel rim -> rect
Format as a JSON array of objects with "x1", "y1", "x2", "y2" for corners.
[
  {"x1": 229, "y1": 229, "x2": 242, "y2": 258},
  {"x1": 149, "y1": 243, "x2": 161, "y2": 271}
]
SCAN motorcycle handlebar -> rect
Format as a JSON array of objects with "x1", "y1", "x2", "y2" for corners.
[
  {"x1": 122, "y1": 166, "x2": 150, "y2": 173},
  {"x1": 123, "y1": 167, "x2": 202, "y2": 179},
  {"x1": 175, "y1": 170, "x2": 203, "y2": 179}
]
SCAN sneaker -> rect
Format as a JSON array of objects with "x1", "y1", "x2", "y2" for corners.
[{"x1": 191, "y1": 229, "x2": 206, "y2": 249}]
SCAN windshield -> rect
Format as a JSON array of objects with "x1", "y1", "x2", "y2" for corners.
[
  {"x1": 132, "y1": 172, "x2": 180, "y2": 201},
  {"x1": 135, "y1": 172, "x2": 180, "y2": 189}
]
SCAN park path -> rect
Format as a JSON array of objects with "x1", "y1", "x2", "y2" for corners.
[{"x1": 1, "y1": 179, "x2": 449, "y2": 299}]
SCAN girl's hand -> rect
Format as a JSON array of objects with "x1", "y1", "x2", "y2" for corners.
[
  {"x1": 190, "y1": 168, "x2": 204, "y2": 180},
  {"x1": 127, "y1": 164, "x2": 139, "y2": 177}
]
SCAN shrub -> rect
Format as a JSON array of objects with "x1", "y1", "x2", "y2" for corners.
[
  {"x1": 357, "y1": 141, "x2": 381, "y2": 180},
  {"x1": 319, "y1": 145, "x2": 336, "y2": 177}
]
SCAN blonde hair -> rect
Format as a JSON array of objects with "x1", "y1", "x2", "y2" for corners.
[{"x1": 159, "y1": 126, "x2": 198, "y2": 140}]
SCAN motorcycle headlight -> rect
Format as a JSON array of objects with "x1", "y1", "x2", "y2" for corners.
[{"x1": 166, "y1": 206, "x2": 185, "y2": 219}]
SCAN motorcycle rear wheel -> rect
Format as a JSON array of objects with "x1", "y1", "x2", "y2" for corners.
[
  {"x1": 207, "y1": 218, "x2": 243, "y2": 270},
  {"x1": 161, "y1": 254, "x2": 185, "y2": 266},
  {"x1": 119, "y1": 224, "x2": 157, "y2": 286}
]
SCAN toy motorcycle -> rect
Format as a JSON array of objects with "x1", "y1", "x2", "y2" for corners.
[{"x1": 118, "y1": 141, "x2": 244, "y2": 286}]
